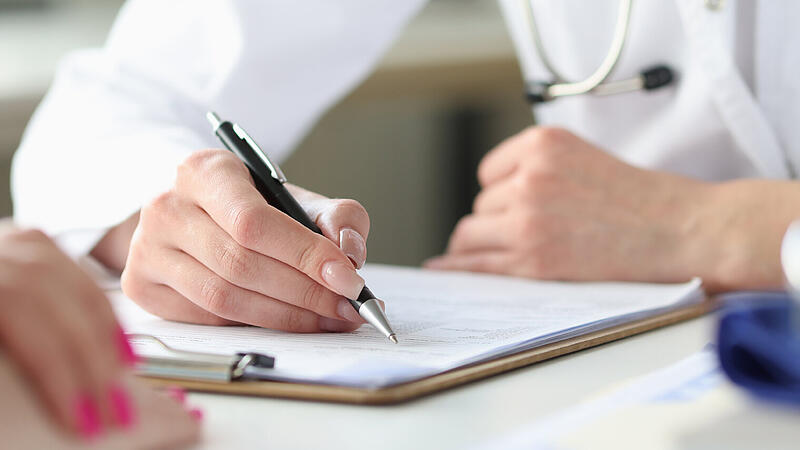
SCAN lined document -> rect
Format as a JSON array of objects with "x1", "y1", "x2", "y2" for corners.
[{"x1": 112, "y1": 265, "x2": 703, "y2": 388}]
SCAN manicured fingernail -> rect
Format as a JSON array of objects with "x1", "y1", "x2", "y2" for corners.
[
  {"x1": 339, "y1": 228, "x2": 366, "y2": 269},
  {"x1": 116, "y1": 326, "x2": 138, "y2": 367},
  {"x1": 319, "y1": 317, "x2": 360, "y2": 332},
  {"x1": 321, "y1": 261, "x2": 364, "y2": 299},
  {"x1": 109, "y1": 385, "x2": 136, "y2": 429},
  {"x1": 165, "y1": 386, "x2": 186, "y2": 404},
  {"x1": 74, "y1": 395, "x2": 102, "y2": 440},
  {"x1": 378, "y1": 300, "x2": 386, "y2": 312},
  {"x1": 336, "y1": 298, "x2": 365, "y2": 323},
  {"x1": 189, "y1": 408, "x2": 204, "y2": 422}
]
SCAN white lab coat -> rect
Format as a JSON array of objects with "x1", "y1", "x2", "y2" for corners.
[{"x1": 11, "y1": 0, "x2": 800, "y2": 257}]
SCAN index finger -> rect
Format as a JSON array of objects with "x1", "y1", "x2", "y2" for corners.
[
  {"x1": 478, "y1": 130, "x2": 532, "y2": 188},
  {"x1": 176, "y1": 150, "x2": 365, "y2": 299}
]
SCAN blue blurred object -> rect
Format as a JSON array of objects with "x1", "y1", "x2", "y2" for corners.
[{"x1": 717, "y1": 292, "x2": 800, "y2": 406}]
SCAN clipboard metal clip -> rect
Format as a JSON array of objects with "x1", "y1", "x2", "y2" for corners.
[{"x1": 128, "y1": 334, "x2": 275, "y2": 383}]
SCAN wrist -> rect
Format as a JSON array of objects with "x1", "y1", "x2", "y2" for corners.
[
  {"x1": 90, "y1": 212, "x2": 140, "y2": 273},
  {"x1": 688, "y1": 180, "x2": 788, "y2": 293}
]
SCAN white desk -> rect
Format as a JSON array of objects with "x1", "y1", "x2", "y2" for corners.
[{"x1": 184, "y1": 313, "x2": 796, "y2": 450}]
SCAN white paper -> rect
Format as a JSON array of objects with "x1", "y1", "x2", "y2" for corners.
[{"x1": 112, "y1": 264, "x2": 703, "y2": 388}]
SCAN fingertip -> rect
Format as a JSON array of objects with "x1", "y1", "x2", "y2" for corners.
[
  {"x1": 422, "y1": 256, "x2": 445, "y2": 270},
  {"x1": 115, "y1": 326, "x2": 138, "y2": 367},
  {"x1": 188, "y1": 407, "x2": 204, "y2": 423},
  {"x1": 319, "y1": 317, "x2": 361, "y2": 333},
  {"x1": 74, "y1": 394, "x2": 103, "y2": 440},
  {"x1": 165, "y1": 386, "x2": 187, "y2": 405},
  {"x1": 336, "y1": 298, "x2": 365, "y2": 323},
  {"x1": 109, "y1": 384, "x2": 136, "y2": 429}
]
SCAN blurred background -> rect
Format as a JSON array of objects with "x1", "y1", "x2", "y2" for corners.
[{"x1": 0, "y1": 0, "x2": 532, "y2": 266}]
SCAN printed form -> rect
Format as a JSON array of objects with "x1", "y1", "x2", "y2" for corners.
[{"x1": 112, "y1": 265, "x2": 703, "y2": 388}]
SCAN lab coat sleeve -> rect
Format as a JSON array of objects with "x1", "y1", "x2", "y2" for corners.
[{"x1": 11, "y1": 0, "x2": 425, "y2": 257}]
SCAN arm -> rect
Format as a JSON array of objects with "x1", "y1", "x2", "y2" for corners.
[
  {"x1": 12, "y1": 0, "x2": 424, "y2": 258},
  {"x1": 426, "y1": 127, "x2": 798, "y2": 293},
  {"x1": 14, "y1": 0, "x2": 419, "y2": 331}
]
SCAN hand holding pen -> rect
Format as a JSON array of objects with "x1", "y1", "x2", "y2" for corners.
[
  {"x1": 120, "y1": 132, "x2": 378, "y2": 334},
  {"x1": 206, "y1": 112, "x2": 396, "y2": 342}
]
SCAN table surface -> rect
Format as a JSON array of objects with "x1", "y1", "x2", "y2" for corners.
[{"x1": 184, "y1": 313, "x2": 740, "y2": 450}]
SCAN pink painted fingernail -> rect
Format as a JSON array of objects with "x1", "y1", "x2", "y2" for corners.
[
  {"x1": 109, "y1": 385, "x2": 136, "y2": 429},
  {"x1": 188, "y1": 408, "x2": 204, "y2": 422},
  {"x1": 74, "y1": 395, "x2": 102, "y2": 440},
  {"x1": 339, "y1": 228, "x2": 366, "y2": 269},
  {"x1": 321, "y1": 261, "x2": 364, "y2": 299},
  {"x1": 165, "y1": 386, "x2": 187, "y2": 404},
  {"x1": 336, "y1": 298, "x2": 365, "y2": 323},
  {"x1": 116, "y1": 326, "x2": 138, "y2": 367}
]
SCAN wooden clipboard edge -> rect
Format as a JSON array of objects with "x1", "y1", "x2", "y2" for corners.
[{"x1": 143, "y1": 298, "x2": 716, "y2": 405}]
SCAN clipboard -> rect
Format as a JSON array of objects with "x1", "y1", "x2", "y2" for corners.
[{"x1": 137, "y1": 298, "x2": 715, "y2": 405}]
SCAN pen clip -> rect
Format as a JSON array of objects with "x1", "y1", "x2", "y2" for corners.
[{"x1": 232, "y1": 123, "x2": 287, "y2": 184}]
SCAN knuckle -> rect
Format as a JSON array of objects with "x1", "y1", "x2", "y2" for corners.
[
  {"x1": 299, "y1": 282, "x2": 325, "y2": 313},
  {"x1": 9, "y1": 228, "x2": 49, "y2": 243},
  {"x1": 294, "y1": 238, "x2": 326, "y2": 275},
  {"x1": 120, "y1": 268, "x2": 146, "y2": 300},
  {"x1": 182, "y1": 149, "x2": 227, "y2": 171},
  {"x1": 515, "y1": 211, "x2": 540, "y2": 237},
  {"x1": 230, "y1": 205, "x2": 264, "y2": 248},
  {"x1": 527, "y1": 126, "x2": 570, "y2": 148},
  {"x1": 333, "y1": 199, "x2": 367, "y2": 218},
  {"x1": 515, "y1": 167, "x2": 558, "y2": 197},
  {"x1": 328, "y1": 199, "x2": 370, "y2": 234},
  {"x1": 278, "y1": 307, "x2": 307, "y2": 332},
  {"x1": 140, "y1": 191, "x2": 175, "y2": 228},
  {"x1": 177, "y1": 149, "x2": 235, "y2": 186},
  {"x1": 217, "y1": 244, "x2": 255, "y2": 283},
  {"x1": 200, "y1": 277, "x2": 235, "y2": 316}
]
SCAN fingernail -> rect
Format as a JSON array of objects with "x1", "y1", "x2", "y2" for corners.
[
  {"x1": 116, "y1": 326, "x2": 138, "y2": 367},
  {"x1": 74, "y1": 395, "x2": 102, "y2": 440},
  {"x1": 165, "y1": 386, "x2": 186, "y2": 404},
  {"x1": 339, "y1": 228, "x2": 366, "y2": 269},
  {"x1": 336, "y1": 298, "x2": 365, "y2": 323},
  {"x1": 378, "y1": 299, "x2": 386, "y2": 312},
  {"x1": 319, "y1": 317, "x2": 360, "y2": 332},
  {"x1": 188, "y1": 408, "x2": 204, "y2": 423},
  {"x1": 321, "y1": 261, "x2": 364, "y2": 299},
  {"x1": 109, "y1": 385, "x2": 136, "y2": 429}
]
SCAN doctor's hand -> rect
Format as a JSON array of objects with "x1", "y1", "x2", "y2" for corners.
[
  {"x1": 119, "y1": 149, "x2": 370, "y2": 332},
  {"x1": 425, "y1": 127, "x2": 720, "y2": 287}
]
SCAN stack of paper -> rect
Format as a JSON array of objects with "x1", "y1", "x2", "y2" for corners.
[{"x1": 113, "y1": 265, "x2": 704, "y2": 388}]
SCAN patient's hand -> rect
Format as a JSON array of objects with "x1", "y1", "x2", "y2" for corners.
[
  {"x1": 0, "y1": 224, "x2": 200, "y2": 445},
  {"x1": 425, "y1": 127, "x2": 737, "y2": 288},
  {"x1": 120, "y1": 150, "x2": 370, "y2": 332}
]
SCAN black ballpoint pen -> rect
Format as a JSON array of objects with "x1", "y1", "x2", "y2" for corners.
[{"x1": 206, "y1": 112, "x2": 398, "y2": 344}]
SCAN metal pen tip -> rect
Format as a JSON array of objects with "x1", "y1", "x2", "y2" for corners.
[
  {"x1": 388, "y1": 334, "x2": 398, "y2": 344},
  {"x1": 206, "y1": 111, "x2": 222, "y2": 130}
]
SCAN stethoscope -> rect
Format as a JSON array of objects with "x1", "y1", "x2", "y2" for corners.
[{"x1": 522, "y1": 0, "x2": 676, "y2": 105}]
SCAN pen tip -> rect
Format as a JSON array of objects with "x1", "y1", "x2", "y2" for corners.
[{"x1": 389, "y1": 334, "x2": 398, "y2": 344}]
